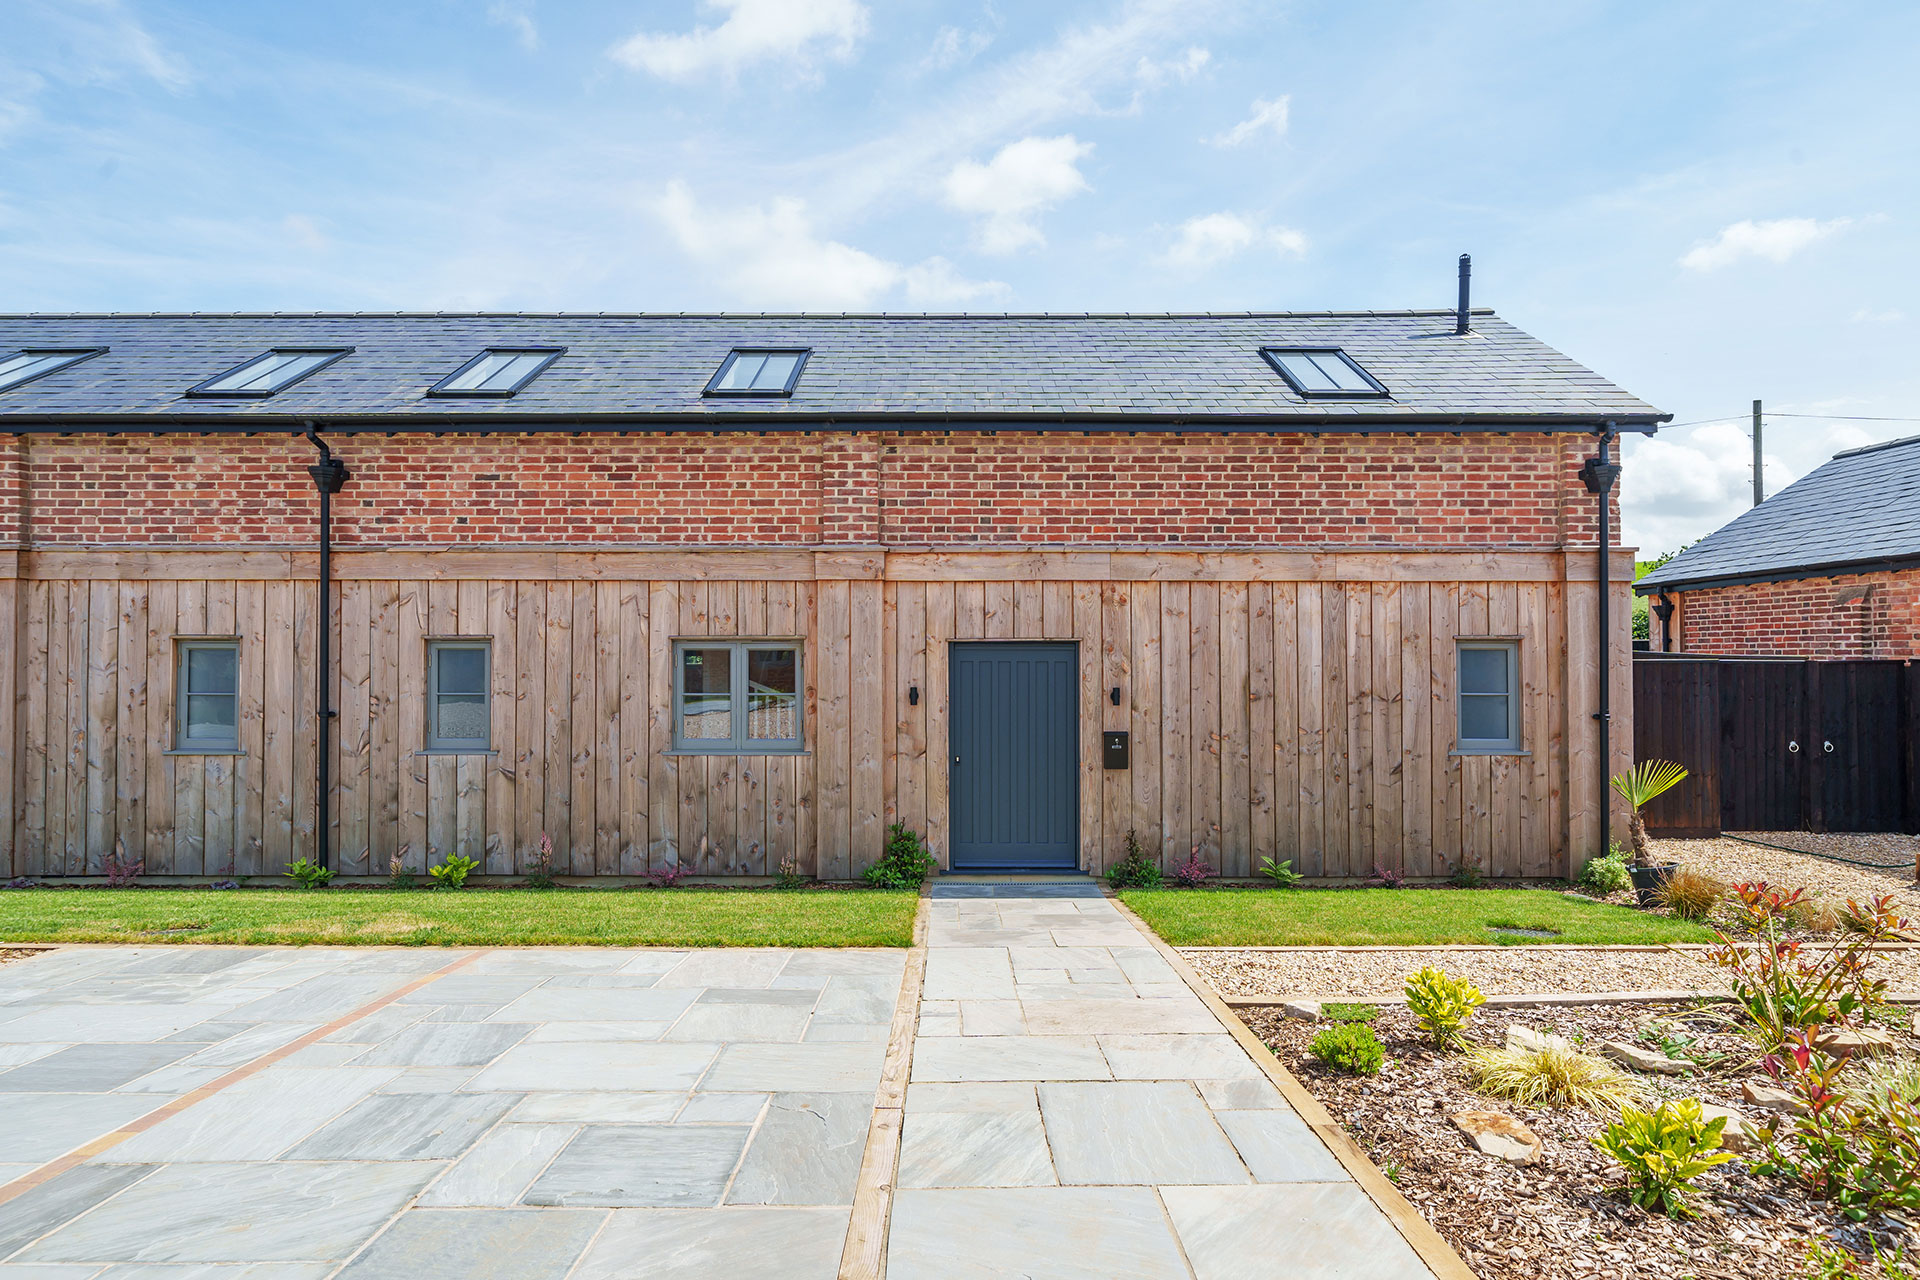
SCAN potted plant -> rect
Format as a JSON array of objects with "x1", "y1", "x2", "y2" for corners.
[{"x1": 1610, "y1": 759, "x2": 1687, "y2": 908}]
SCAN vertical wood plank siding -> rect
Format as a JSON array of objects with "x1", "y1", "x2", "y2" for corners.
[{"x1": 6, "y1": 567, "x2": 1622, "y2": 880}]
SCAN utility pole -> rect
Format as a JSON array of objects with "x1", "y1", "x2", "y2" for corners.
[{"x1": 1752, "y1": 399, "x2": 1764, "y2": 506}]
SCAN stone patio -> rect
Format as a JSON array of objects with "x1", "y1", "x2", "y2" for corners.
[{"x1": 0, "y1": 889, "x2": 1441, "y2": 1278}]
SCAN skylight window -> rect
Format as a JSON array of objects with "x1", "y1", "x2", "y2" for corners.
[
  {"x1": 0, "y1": 348, "x2": 105, "y2": 393},
  {"x1": 705, "y1": 348, "x2": 809, "y2": 397},
  {"x1": 188, "y1": 348, "x2": 350, "y2": 397},
  {"x1": 429, "y1": 348, "x2": 564, "y2": 397},
  {"x1": 1260, "y1": 348, "x2": 1389, "y2": 398}
]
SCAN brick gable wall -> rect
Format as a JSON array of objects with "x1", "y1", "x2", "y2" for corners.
[{"x1": 1671, "y1": 570, "x2": 1920, "y2": 659}]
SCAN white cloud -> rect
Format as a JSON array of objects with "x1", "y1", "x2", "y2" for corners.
[
  {"x1": 1209, "y1": 95, "x2": 1288, "y2": 147},
  {"x1": 487, "y1": 1, "x2": 539, "y2": 52},
  {"x1": 649, "y1": 180, "x2": 1004, "y2": 309},
  {"x1": 610, "y1": 0, "x2": 868, "y2": 82},
  {"x1": 1135, "y1": 46, "x2": 1209, "y2": 86},
  {"x1": 1678, "y1": 216, "x2": 1854, "y2": 271},
  {"x1": 1850, "y1": 307, "x2": 1906, "y2": 324},
  {"x1": 1619, "y1": 422, "x2": 1793, "y2": 553},
  {"x1": 921, "y1": 23, "x2": 995, "y2": 72},
  {"x1": 282, "y1": 213, "x2": 329, "y2": 252},
  {"x1": 1160, "y1": 212, "x2": 1305, "y2": 269},
  {"x1": 942, "y1": 134, "x2": 1092, "y2": 254}
]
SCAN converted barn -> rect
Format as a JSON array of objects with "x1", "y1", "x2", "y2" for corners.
[{"x1": 0, "y1": 304, "x2": 1662, "y2": 881}]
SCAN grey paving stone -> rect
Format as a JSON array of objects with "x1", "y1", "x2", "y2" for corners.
[
  {"x1": 522, "y1": 1021, "x2": 675, "y2": 1043},
  {"x1": 904, "y1": 1082, "x2": 1037, "y2": 1113},
  {"x1": 352, "y1": 1022, "x2": 531, "y2": 1068},
  {"x1": 957, "y1": 1001, "x2": 1027, "y2": 1036},
  {"x1": 809, "y1": 977, "x2": 897, "y2": 1027},
  {"x1": 91, "y1": 1265, "x2": 335, "y2": 1278},
  {"x1": 653, "y1": 951, "x2": 790, "y2": 990},
  {"x1": 467, "y1": 950, "x2": 637, "y2": 976},
  {"x1": 222, "y1": 977, "x2": 399, "y2": 1022},
  {"x1": 615, "y1": 952, "x2": 691, "y2": 976},
  {"x1": 466, "y1": 1043, "x2": 716, "y2": 1092},
  {"x1": 8, "y1": 1094, "x2": 164, "y2": 1162},
  {"x1": 0, "y1": 1163, "x2": 156, "y2": 1259},
  {"x1": 887, "y1": 1187, "x2": 1189, "y2": 1279},
  {"x1": 418, "y1": 1123, "x2": 579, "y2": 1207},
  {"x1": 333, "y1": 1208, "x2": 602, "y2": 1280},
  {"x1": 540, "y1": 975, "x2": 672, "y2": 989},
  {"x1": 0, "y1": 1007, "x2": 228, "y2": 1045},
  {"x1": 1215, "y1": 1109, "x2": 1353, "y2": 1183},
  {"x1": 701, "y1": 1043, "x2": 885, "y2": 1093},
  {"x1": 675, "y1": 1092, "x2": 767, "y2": 1123},
  {"x1": 696, "y1": 987, "x2": 820, "y2": 1007},
  {"x1": 0, "y1": 1045, "x2": 60, "y2": 1069},
  {"x1": 802, "y1": 1022, "x2": 889, "y2": 1043},
  {"x1": 509, "y1": 1092, "x2": 684, "y2": 1123},
  {"x1": 177, "y1": 1023, "x2": 319, "y2": 1069},
  {"x1": 1198, "y1": 1077, "x2": 1287, "y2": 1110},
  {"x1": 115, "y1": 1064, "x2": 226, "y2": 1094},
  {"x1": 1161, "y1": 1183, "x2": 1434, "y2": 1278},
  {"x1": 18, "y1": 1162, "x2": 440, "y2": 1265},
  {"x1": 898, "y1": 1110, "x2": 1056, "y2": 1188},
  {"x1": 0, "y1": 1044, "x2": 198, "y2": 1093},
  {"x1": 1039, "y1": 1082, "x2": 1251, "y2": 1185},
  {"x1": 919, "y1": 950, "x2": 1014, "y2": 1002},
  {"x1": 284, "y1": 1091, "x2": 520, "y2": 1160},
  {"x1": 487, "y1": 988, "x2": 697, "y2": 1024},
  {"x1": 777, "y1": 951, "x2": 905, "y2": 978},
  {"x1": 276, "y1": 1043, "x2": 368, "y2": 1068},
  {"x1": 523, "y1": 1126, "x2": 749, "y2": 1208},
  {"x1": 108, "y1": 1067, "x2": 396, "y2": 1162},
  {"x1": 662, "y1": 1003, "x2": 811, "y2": 1043},
  {"x1": 726, "y1": 1093, "x2": 870, "y2": 1206},
  {"x1": 320, "y1": 1005, "x2": 431, "y2": 1045},
  {"x1": 417, "y1": 1005, "x2": 512, "y2": 1023},
  {"x1": 377, "y1": 1067, "x2": 478, "y2": 1094},
  {"x1": 1098, "y1": 1033, "x2": 1266, "y2": 1081},
  {"x1": 393, "y1": 976, "x2": 546, "y2": 1007},
  {"x1": 909, "y1": 1036, "x2": 1110, "y2": 1083},
  {"x1": 568, "y1": 1207, "x2": 847, "y2": 1280},
  {"x1": 0, "y1": 1264, "x2": 108, "y2": 1278},
  {"x1": 1020, "y1": 998, "x2": 1220, "y2": 1036}
]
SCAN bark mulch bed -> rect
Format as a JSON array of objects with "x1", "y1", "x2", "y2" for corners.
[
  {"x1": 1249, "y1": 1002, "x2": 1915, "y2": 1280},
  {"x1": 0, "y1": 946, "x2": 46, "y2": 966}
]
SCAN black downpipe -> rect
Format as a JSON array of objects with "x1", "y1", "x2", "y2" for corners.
[
  {"x1": 1581, "y1": 432, "x2": 1623, "y2": 858},
  {"x1": 306, "y1": 430, "x2": 349, "y2": 870}
]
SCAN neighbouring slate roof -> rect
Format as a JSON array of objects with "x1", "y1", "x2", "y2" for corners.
[
  {"x1": 0, "y1": 310, "x2": 1665, "y2": 430},
  {"x1": 1638, "y1": 434, "x2": 1920, "y2": 591}
]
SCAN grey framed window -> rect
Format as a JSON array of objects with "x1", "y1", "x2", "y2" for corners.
[
  {"x1": 187, "y1": 348, "x2": 350, "y2": 397},
  {"x1": 1456, "y1": 641, "x2": 1521, "y2": 753},
  {"x1": 703, "y1": 348, "x2": 809, "y2": 397},
  {"x1": 1260, "y1": 347, "x2": 1389, "y2": 398},
  {"x1": 0, "y1": 348, "x2": 106, "y2": 393},
  {"x1": 427, "y1": 641, "x2": 491, "y2": 751},
  {"x1": 673, "y1": 641, "x2": 802, "y2": 753},
  {"x1": 176, "y1": 640, "x2": 239, "y2": 752},
  {"x1": 429, "y1": 348, "x2": 563, "y2": 397}
]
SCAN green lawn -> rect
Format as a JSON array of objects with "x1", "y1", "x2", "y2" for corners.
[
  {"x1": 1120, "y1": 887, "x2": 1714, "y2": 947},
  {"x1": 0, "y1": 887, "x2": 918, "y2": 948}
]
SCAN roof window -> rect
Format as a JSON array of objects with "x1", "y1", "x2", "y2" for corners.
[
  {"x1": 430, "y1": 348, "x2": 564, "y2": 397},
  {"x1": 705, "y1": 348, "x2": 809, "y2": 397},
  {"x1": 0, "y1": 348, "x2": 106, "y2": 393},
  {"x1": 1260, "y1": 348, "x2": 1389, "y2": 398},
  {"x1": 188, "y1": 348, "x2": 350, "y2": 397}
]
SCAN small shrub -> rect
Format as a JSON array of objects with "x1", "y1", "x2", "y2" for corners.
[
  {"x1": 387, "y1": 855, "x2": 417, "y2": 891},
  {"x1": 1638, "y1": 1018, "x2": 1727, "y2": 1070},
  {"x1": 1804, "y1": 1239, "x2": 1920, "y2": 1280},
  {"x1": 647, "y1": 862, "x2": 693, "y2": 888},
  {"x1": 1449, "y1": 861, "x2": 1485, "y2": 889},
  {"x1": 1310, "y1": 1023, "x2": 1386, "y2": 1076},
  {"x1": 1592, "y1": 1099, "x2": 1735, "y2": 1218},
  {"x1": 524, "y1": 833, "x2": 556, "y2": 890},
  {"x1": 1729, "y1": 879, "x2": 1810, "y2": 930},
  {"x1": 1404, "y1": 966, "x2": 1485, "y2": 1049},
  {"x1": 1579, "y1": 848, "x2": 1633, "y2": 897},
  {"x1": 1468, "y1": 1044, "x2": 1645, "y2": 1111},
  {"x1": 1170, "y1": 847, "x2": 1216, "y2": 888},
  {"x1": 1107, "y1": 830, "x2": 1163, "y2": 889},
  {"x1": 1861, "y1": 1055, "x2": 1920, "y2": 1114},
  {"x1": 1708, "y1": 891, "x2": 1906, "y2": 1052},
  {"x1": 774, "y1": 856, "x2": 808, "y2": 890},
  {"x1": 1655, "y1": 866, "x2": 1727, "y2": 921},
  {"x1": 1367, "y1": 863, "x2": 1406, "y2": 889},
  {"x1": 283, "y1": 857, "x2": 334, "y2": 889},
  {"x1": 1322, "y1": 1002, "x2": 1379, "y2": 1024},
  {"x1": 1258, "y1": 856, "x2": 1301, "y2": 888},
  {"x1": 103, "y1": 846, "x2": 144, "y2": 888},
  {"x1": 862, "y1": 824, "x2": 938, "y2": 889},
  {"x1": 1758, "y1": 1027, "x2": 1920, "y2": 1220},
  {"x1": 427, "y1": 854, "x2": 478, "y2": 889}
]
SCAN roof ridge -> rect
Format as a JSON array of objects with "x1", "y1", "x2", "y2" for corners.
[
  {"x1": 0, "y1": 308, "x2": 1501, "y2": 321},
  {"x1": 1832, "y1": 432, "x2": 1920, "y2": 459}
]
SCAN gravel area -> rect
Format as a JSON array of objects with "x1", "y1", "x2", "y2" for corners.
[
  {"x1": 1663, "y1": 834, "x2": 1920, "y2": 902},
  {"x1": 1251, "y1": 1002, "x2": 1916, "y2": 1280}
]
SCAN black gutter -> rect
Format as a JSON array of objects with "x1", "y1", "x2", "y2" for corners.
[
  {"x1": 304, "y1": 429, "x2": 349, "y2": 871},
  {"x1": 1580, "y1": 431, "x2": 1623, "y2": 860},
  {"x1": 1636, "y1": 551, "x2": 1920, "y2": 595}
]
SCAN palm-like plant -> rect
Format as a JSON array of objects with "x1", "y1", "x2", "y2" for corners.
[{"x1": 1610, "y1": 759, "x2": 1688, "y2": 866}]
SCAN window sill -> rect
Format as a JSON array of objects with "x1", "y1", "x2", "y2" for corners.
[
  {"x1": 165, "y1": 748, "x2": 246, "y2": 757},
  {"x1": 664, "y1": 748, "x2": 811, "y2": 758},
  {"x1": 413, "y1": 749, "x2": 501, "y2": 757},
  {"x1": 1450, "y1": 748, "x2": 1532, "y2": 758}
]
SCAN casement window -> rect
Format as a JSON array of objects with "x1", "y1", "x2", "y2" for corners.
[
  {"x1": 426, "y1": 641, "x2": 491, "y2": 752},
  {"x1": 1259, "y1": 347, "x2": 1389, "y2": 398},
  {"x1": 187, "y1": 349, "x2": 350, "y2": 397},
  {"x1": 0, "y1": 348, "x2": 106, "y2": 393},
  {"x1": 429, "y1": 348, "x2": 564, "y2": 397},
  {"x1": 175, "y1": 640, "x2": 240, "y2": 752},
  {"x1": 1456, "y1": 641, "x2": 1521, "y2": 754},
  {"x1": 703, "y1": 348, "x2": 810, "y2": 397},
  {"x1": 673, "y1": 641, "x2": 802, "y2": 753}
]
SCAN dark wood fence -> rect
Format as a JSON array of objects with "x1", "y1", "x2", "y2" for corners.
[{"x1": 1633, "y1": 654, "x2": 1920, "y2": 837}]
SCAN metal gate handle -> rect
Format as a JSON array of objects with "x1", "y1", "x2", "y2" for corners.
[
  {"x1": 1788, "y1": 740, "x2": 1799, "y2": 753},
  {"x1": 1823, "y1": 740, "x2": 1834, "y2": 753}
]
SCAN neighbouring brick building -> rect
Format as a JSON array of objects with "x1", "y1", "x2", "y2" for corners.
[
  {"x1": 1637, "y1": 434, "x2": 1920, "y2": 660},
  {"x1": 0, "y1": 309, "x2": 1662, "y2": 882}
]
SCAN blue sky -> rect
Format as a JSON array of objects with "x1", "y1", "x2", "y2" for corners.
[{"x1": 4, "y1": 0, "x2": 1918, "y2": 554}]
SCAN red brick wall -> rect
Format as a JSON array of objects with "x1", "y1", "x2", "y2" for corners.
[
  {"x1": 1674, "y1": 571, "x2": 1920, "y2": 659},
  {"x1": 5, "y1": 429, "x2": 1620, "y2": 550}
]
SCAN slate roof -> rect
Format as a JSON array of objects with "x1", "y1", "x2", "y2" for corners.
[
  {"x1": 1638, "y1": 434, "x2": 1920, "y2": 591},
  {"x1": 0, "y1": 310, "x2": 1665, "y2": 431}
]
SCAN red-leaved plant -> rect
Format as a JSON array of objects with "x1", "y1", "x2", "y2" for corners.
[
  {"x1": 1170, "y1": 847, "x2": 1215, "y2": 888},
  {"x1": 1757, "y1": 1027, "x2": 1920, "y2": 1220},
  {"x1": 1707, "y1": 883, "x2": 1903, "y2": 1052}
]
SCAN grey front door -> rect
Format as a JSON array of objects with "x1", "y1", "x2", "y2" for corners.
[{"x1": 948, "y1": 642, "x2": 1079, "y2": 872}]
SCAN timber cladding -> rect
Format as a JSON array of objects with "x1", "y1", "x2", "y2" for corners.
[{"x1": 4, "y1": 551, "x2": 1633, "y2": 881}]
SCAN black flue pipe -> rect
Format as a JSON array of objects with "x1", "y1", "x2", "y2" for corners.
[
  {"x1": 305, "y1": 429, "x2": 349, "y2": 870},
  {"x1": 1456, "y1": 254, "x2": 1471, "y2": 334},
  {"x1": 1581, "y1": 431, "x2": 1622, "y2": 859}
]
